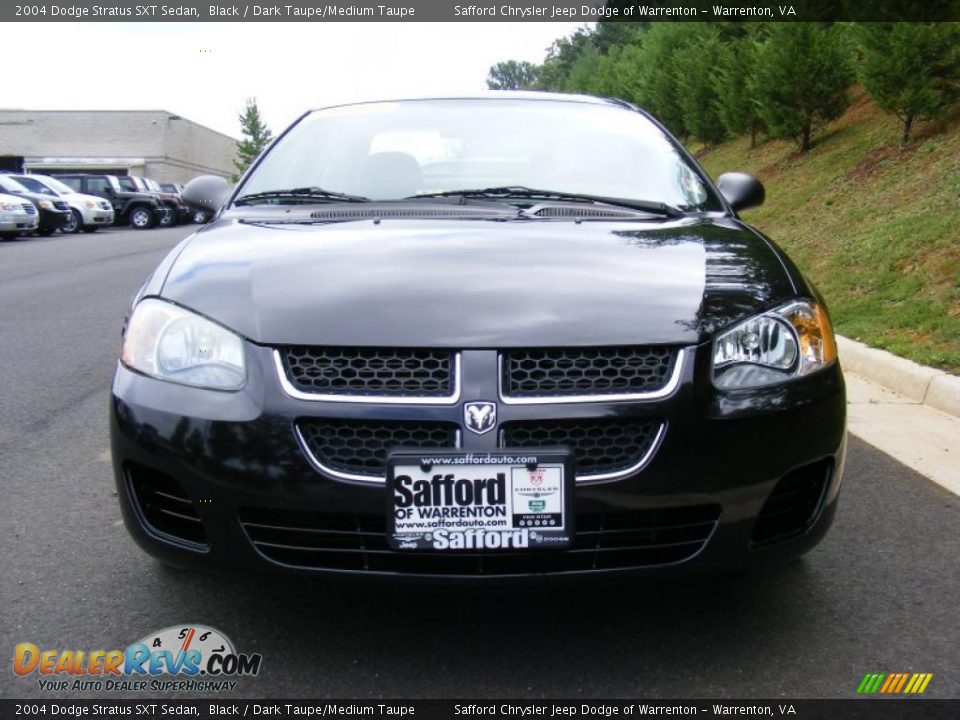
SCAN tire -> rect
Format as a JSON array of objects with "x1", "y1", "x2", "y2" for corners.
[
  {"x1": 0, "y1": 232, "x2": 19, "y2": 240},
  {"x1": 129, "y1": 206, "x2": 156, "y2": 230},
  {"x1": 193, "y1": 209, "x2": 211, "y2": 224},
  {"x1": 61, "y1": 209, "x2": 82, "y2": 234},
  {"x1": 36, "y1": 226, "x2": 55, "y2": 237},
  {"x1": 81, "y1": 226, "x2": 99, "y2": 234},
  {"x1": 157, "y1": 206, "x2": 175, "y2": 228}
]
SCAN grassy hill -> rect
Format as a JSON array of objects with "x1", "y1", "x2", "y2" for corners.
[{"x1": 694, "y1": 87, "x2": 959, "y2": 373}]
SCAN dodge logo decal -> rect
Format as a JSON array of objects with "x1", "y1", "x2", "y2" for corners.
[{"x1": 464, "y1": 401, "x2": 497, "y2": 435}]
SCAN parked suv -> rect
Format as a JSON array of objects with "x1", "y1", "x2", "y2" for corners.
[
  {"x1": 0, "y1": 175, "x2": 71, "y2": 235},
  {"x1": 119, "y1": 176, "x2": 189, "y2": 227},
  {"x1": 0, "y1": 192, "x2": 39, "y2": 239},
  {"x1": 56, "y1": 174, "x2": 163, "y2": 230},
  {"x1": 9, "y1": 174, "x2": 114, "y2": 233}
]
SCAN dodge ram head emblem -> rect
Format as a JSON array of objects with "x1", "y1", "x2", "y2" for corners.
[{"x1": 464, "y1": 401, "x2": 496, "y2": 435}]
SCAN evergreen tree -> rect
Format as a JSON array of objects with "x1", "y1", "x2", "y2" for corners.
[
  {"x1": 674, "y1": 27, "x2": 727, "y2": 145},
  {"x1": 234, "y1": 98, "x2": 273, "y2": 179},
  {"x1": 486, "y1": 60, "x2": 539, "y2": 90},
  {"x1": 633, "y1": 24, "x2": 693, "y2": 139},
  {"x1": 715, "y1": 34, "x2": 767, "y2": 148},
  {"x1": 751, "y1": 24, "x2": 852, "y2": 151},
  {"x1": 854, "y1": 23, "x2": 960, "y2": 148}
]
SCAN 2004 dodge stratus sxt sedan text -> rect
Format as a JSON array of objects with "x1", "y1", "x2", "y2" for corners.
[{"x1": 111, "y1": 93, "x2": 845, "y2": 577}]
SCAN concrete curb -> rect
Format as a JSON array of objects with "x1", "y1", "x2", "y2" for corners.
[{"x1": 837, "y1": 336, "x2": 960, "y2": 418}]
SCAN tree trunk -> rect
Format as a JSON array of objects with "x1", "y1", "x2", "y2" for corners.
[
  {"x1": 800, "y1": 123, "x2": 812, "y2": 152},
  {"x1": 750, "y1": 123, "x2": 758, "y2": 150},
  {"x1": 901, "y1": 114, "x2": 914, "y2": 150}
]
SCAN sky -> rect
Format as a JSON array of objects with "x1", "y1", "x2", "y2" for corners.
[{"x1": 7, "y1": 22, "x2": 585, "y2": 139}]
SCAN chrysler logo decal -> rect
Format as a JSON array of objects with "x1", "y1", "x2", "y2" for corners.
[{"x1": 464, "y1": 401, "x2": 497, "y2": 435}]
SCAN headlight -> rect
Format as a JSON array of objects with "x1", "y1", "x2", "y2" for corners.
[
  {"x1": 121, "y1": 298, "x2": 246, "y2": 390},
  {"x1": 712, "y1": 299, "x2": 837, "y2": 390},
  {"x1": 85, "y1": 201, "x2": 96, "y2": 208},
  {"x1": 38, "y1": 199, "x2": 54, "y2": 210},
  {"x1": 0, "y1": 201, "x2": 20, "y2": 211}
]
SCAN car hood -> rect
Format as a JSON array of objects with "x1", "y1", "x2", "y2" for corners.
[{"x1": 159, "y1": 217, "x2": 797, "y2": 347}]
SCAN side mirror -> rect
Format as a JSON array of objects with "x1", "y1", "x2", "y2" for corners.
[
  {"x1": 717, "y1": 172, "x2": 765, "y2": 213},
  {"x1": 104, "y1": 186, "x2": 116, "y2": 196},
  {"x1": 182, "y1": 175, "x2": 231, "y2": 216}
]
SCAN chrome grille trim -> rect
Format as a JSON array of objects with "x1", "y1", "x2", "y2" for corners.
[
  {"x1": 499, "y1": 421, "x2": 666, "y2": 484},
  {"x1": 274, "y1": 350, "x2": 461, "y2": 405},
  {"x1": 498, "y1": 349, "x2": 686, "y2": 405}
]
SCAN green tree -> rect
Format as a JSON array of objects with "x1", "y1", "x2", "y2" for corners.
[
  {"x1": 854, "y1": 23, "x2": 960, "y2": 148},
  {"x1": 674, "y1": 27, "x2": 727, "y2": 145},
  {"x1": 715, "y1": 35, "x2": 767, "y2": 148},
  {"x1": 234, "y1": 98, "x2": 273, "y2": 179},
  {"x1": 535, "y1": 28, "x2": 594, "y2": 91},
  {"x1": 632, "y1": 24, "x2": 692, "y2": 138},
  {"x1": 486, "y1": 60, "x2": 540, "y2": 90},
  {"x1": 751, "y1": 24, "x2": 853, "y2": 151}
]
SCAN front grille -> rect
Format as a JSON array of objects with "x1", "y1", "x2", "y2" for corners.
[
  {"x1": 53, "y1": 200, "x2": 70, "y2": 212},
  {"x1": 503, "y1": 346, "x2": 677, "y2": 398},
  {"x1": 125, "y1": 464, "x2": 207, "y2": 547},
  {"x1": 239, "y1": 504, "x2": 720, "y2": 575},
  {"x1": 501, "y1": 418, "x2": 662, "y2": 478},
  {"x1": 22, "y1": 203, "x2": 36, "y2": 215},
  {"x1": 751, "y1": 459, "x2": 831, "y2": 546},
  {"x1": 297, "y1": 418, "x2": 458, "y2": 478},
  {"x1": 280, "y1": 346, "x2": 455, "y2": 398}
]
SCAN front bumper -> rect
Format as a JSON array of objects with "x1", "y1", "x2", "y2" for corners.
[
  {"x1": 0, "y1": 212, "x2": 39, "y2": 232},
  {"x1": 38, "y1": 208, "x2": 71, "y2": 232},
  {"x1": 78, "y1": 205, "x2": 115, "y2": 226},
  {"x1": 110, "y1": 344, "x2": 846, "y2": 578}
]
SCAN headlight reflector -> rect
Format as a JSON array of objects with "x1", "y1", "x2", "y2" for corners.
[
  {"x1": 713, "y1": 299, "x2": 837, "y2": 390},
  {"x1": 121, "y1": 299, "x2": 246, "y2": 390},
  {"x1": 38, "y1": 199, "x2": 54, "y2": 210}
]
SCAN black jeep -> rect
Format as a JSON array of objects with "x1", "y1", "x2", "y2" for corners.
[{"x1": 55, "y1": 174, "x2": 164, "y2": 230}]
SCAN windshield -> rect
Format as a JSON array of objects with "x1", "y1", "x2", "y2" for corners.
[
  {"x1": 33, "y1": 176, "x2": 75, "y2": 195},
  {"x1": 0, "y1": 176, "x2": 30, "y2": 194},
  {"x1": 14, "y1": 177, "x2": 58, "y2": 195},
  {"x1": 118, "y1": 177, "x2": 138, "y2": 192},
  {"x1": 237, "y1": 98, "x2": 722, "y2": 210}
]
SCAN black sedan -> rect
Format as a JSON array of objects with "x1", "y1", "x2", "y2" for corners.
[{"x1": 111, "y1": 93, "x2": 845, "y2": 578}]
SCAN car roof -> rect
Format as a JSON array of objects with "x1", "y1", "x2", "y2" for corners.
[{"x1": 311, "y1": 91, "x2": 633, "y2": 113}]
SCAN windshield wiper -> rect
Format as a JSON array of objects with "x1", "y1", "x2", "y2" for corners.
[
  {"x1": 234, "y1": 187, "x2": 369, "y2": 206},
  {"x1": 406, "y1": 186, "x2": 684, "y2": 217}
]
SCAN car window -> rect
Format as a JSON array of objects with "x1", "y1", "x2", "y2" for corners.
[
  {"x1": 14, "y1": 177, "x2": 57, "y2": 195},
  {"x1": 0, "y1": 176, "x2": 30, "y2": 193},
  {"x1": 118, "y1": 177, "x2": 138, "y2": 192},
  {"x1": 37, "y1": 176, "x2": 76, "y2": 195},
  {"x1": 87, "y1": 177, "x2": 111, "y2": 195},
  {"x1": 239, "y1": 99, "x2": 720, "y2": 209},
  {"x1": 58, "y1": 177, "x2": 81, "y2": 191}
]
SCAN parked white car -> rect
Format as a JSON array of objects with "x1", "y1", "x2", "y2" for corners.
[
  {"x1": 10, "y1": 174, "x2": 114, "y2": 233},
  {"x1": 0, "y1": 192, "x2": 39, "y2": 239}
]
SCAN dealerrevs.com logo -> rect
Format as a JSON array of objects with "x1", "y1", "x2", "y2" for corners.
[{"x1": 13, "y1": 624, "x2": 262, "y2": 692}]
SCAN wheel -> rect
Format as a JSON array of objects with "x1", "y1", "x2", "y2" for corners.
[
  {"x1": 193, "y1": 209, "x2": 211, "y2": 224},
  {"x1": 129, "y1": 206, "x2": 156, "y2": 229},
  {"x1": 157, "y1": 206, "x2": 175, "y2": 228},
  {"x1": 61, "y1": 209, "x2": 82, "y2": 234},
  {"x1": 81, "y1": 226, "x2": 99, "y2": 234},
  {"x1": 0, "y1": 231, "x2": 19, "y2": 240}
]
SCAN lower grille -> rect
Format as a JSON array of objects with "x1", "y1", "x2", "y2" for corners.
[
  {"x1": 125, "y1": 464, "x2": 207, "y2": 547},
  {"x1": 239, "y1": 504, "x2": 720, "y2": 575},
  {"x1": 501, "y1": 418, "x2": 663, "y2": 479},
  {"x1": 297, "y1": 418, "x2": 458, "y2": 479},
  {"x1": 751, "y1": 459, "x2": 831, "y2": 546}
]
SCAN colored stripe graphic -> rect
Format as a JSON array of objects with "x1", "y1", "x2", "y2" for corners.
[{"x1": 857, "y1": 673, "x2": 933, "y2": 694}]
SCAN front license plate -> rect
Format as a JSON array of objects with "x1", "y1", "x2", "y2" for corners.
[{"x1": 386, "y1": 448, "x2": 574, "y2": 551}]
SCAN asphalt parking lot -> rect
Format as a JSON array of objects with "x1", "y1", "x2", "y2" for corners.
[{"x1": 1, "y1": 226, "x2": 958, "y2": 699}]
